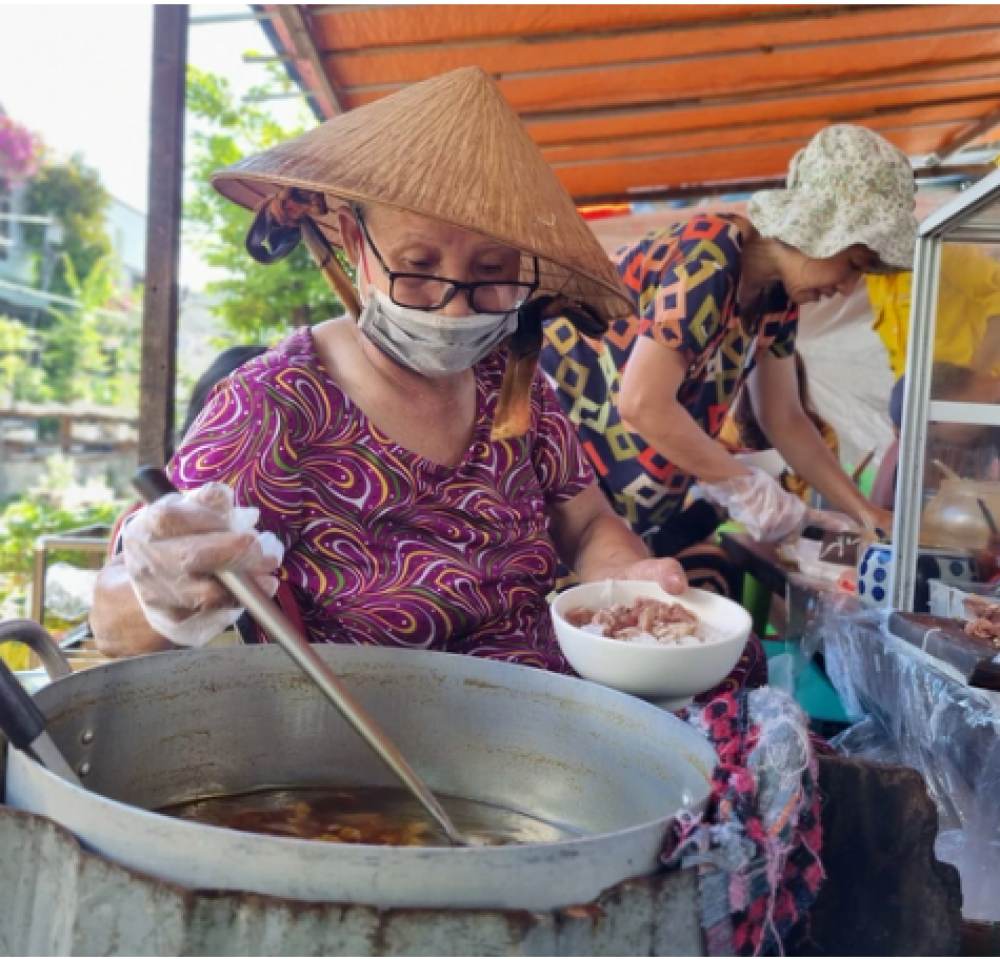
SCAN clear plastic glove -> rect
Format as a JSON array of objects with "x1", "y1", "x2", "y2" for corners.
[
  {"x1": 122, "y1": 483, "x2": 284, "y2": 648},
  {"x1": 804, "y1": 509, "x2": 858, "y2": 534},
  {"x1": 697, "y1": 466, "x2": 808, "y2": 544}
]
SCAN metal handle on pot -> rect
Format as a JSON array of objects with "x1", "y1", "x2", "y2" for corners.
[
  {"x1": 0, "y1": 657, "x2": 45, "y2": 751},
  {"x1": 0, "y1": 653, "x2": 82, "y2": 787},
  {"x1": 132, "y1": 467, "x2": 469, "y2": 847},
  {"x1": 0, "y1": 620, "x2": 71, "y2": 680}
]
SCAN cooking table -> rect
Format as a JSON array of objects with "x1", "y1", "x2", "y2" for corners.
[{"x1": 718, "y1": 532, "x2": 849, "y2": 728}]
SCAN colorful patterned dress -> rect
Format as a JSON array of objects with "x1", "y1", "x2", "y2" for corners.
[
  {"x1": 541, "y1": 213, "x2": 799, "y2": 540},
  {"x1": 169, "y1": 327, "x2": 593, "y2": 672}
]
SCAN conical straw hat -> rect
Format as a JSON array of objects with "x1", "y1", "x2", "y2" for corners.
[{"x1": 212, "y1": 67, "x2": 632, "y2": 322}]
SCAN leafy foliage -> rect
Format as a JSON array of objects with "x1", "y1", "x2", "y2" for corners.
[
  {"x1": 41, "y1": 255, "x2": 138, "y2": 407},
  {"x1": 0, "y1": 315, "x2": 46, "y2": 403},
  {"x1": 0, "y1": 497, "x2": 119, "y2": 578},
  {"x1": 23, "y1": 153, "x2": 113, "y2": 299},
  {"x1": 185, "y1": 66, "x2": 345, "y2": 345}
]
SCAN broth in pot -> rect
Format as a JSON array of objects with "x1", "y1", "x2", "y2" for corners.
[{"x1": 160, "y1": 785, "x2": 583, "y2": 848}]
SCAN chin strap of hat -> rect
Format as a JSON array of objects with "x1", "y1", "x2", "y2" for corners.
[
  {"x1": 491, "y1": 295, "x2": 607, "y2": 441},
  {"x1": 246, "y1": 187, "x2": 362, "y2": 319}
]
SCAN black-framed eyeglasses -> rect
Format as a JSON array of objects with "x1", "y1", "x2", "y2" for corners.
[{"x1": 356, "y1": 210, "x2": 538, "y2": 313}]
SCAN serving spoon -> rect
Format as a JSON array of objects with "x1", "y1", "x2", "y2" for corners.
[{"x1": 132, "y1": 467, "x2": 469, "y2": 847}]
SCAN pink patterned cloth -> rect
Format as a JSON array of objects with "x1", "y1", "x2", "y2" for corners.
[{"x1": 169, "y1": 328, "x2": 594, "y2": 671}]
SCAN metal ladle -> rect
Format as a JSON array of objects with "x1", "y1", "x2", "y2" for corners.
[{"x1": 132, "y1": 467, "x2": 469, "y2": 847}]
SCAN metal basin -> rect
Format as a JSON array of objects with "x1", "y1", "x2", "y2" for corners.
[{"x1": 4, "y1": 646, "x2": 715, "y2": 909}]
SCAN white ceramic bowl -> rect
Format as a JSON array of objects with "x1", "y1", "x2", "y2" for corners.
[{"x1": 551, "y1": 580, "x2": 752, "y2": 710}]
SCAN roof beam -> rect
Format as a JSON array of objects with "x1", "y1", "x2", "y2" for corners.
[
  {"x1": 275, "y1": 4, "x2": 344, "y2": 116},
  {"x1": 243, "y1": 89, "x2": 318, "y2": 103},
  {"x1": 306, "y1": 4, "x2": 909, "y2": 54},
  {"x1": 930, "y1": 107, "x2": 1000, "y2": 164},
  {"x1": 519, "y1": 52, "x2": 1000, "y2": 125},
  {"x1": 190, "y1": 10, "x2": 275, "y2": 26},
  {"x1": 541, "y1": 91, "x2": 1000, "y2": 153},
  {"x1": 574, "y1": 165, "x2": 991, "y2": 206},
  {"x1": 337, "y1": 21, "x2": 1000, "y2": 95},
  {"x1": 549, "y1": 117, "x2": 970, "y2": 171}
]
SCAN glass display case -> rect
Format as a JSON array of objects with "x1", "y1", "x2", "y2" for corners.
[{"x1": 892, "y1": 168, "x2": 1000, "y2": 610}]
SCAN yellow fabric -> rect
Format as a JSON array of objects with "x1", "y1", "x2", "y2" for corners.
[
  {"x1": 781, "y1": 420, "x2": 840, "y2": 502},
  {"x1": 867, "y1": 244, "x2": 1000, "y2": 378},
  {"x1": 0, "y1": 642, "x2": 31, "y2": 672},
  {"x1": 717, "y1": 415, "x2": 743, "y2": 452}
]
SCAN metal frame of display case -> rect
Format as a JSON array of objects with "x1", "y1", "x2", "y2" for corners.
[{"x1": 891, "y1": 167, "x2": 1000, "y2": 610}]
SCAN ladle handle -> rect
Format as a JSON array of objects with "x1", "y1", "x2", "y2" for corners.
[
  {"x1": 0, "y1": 656, "x2": 45, "y2": 751},
  {"x1": 131, "y1": 467, "x2": 468, "y2": 847},
  {"x1": 133, "y1": 466, "x2": 181, "y2": 503}
]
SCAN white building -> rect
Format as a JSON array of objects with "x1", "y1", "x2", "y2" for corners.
[{"x1": 0, "y1": 168, "x2": 146, "y2": 317}]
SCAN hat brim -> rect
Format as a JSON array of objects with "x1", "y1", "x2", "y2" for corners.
[
  {"x1": 749, "y1": 189, "x2": 916, "y2": 271},
  {"x1": 211, "y1": 68, "x2": 635, "y2": 323}
]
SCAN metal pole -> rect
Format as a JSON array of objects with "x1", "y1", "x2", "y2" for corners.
[
  {"x1": 139, "y1": 6, "x2": 188, "y2": 468},
  {"x1": 890, "y1": 236, "x2": 941, "y2": 611}
]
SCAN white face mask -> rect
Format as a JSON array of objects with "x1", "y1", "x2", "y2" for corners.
[{"x1": 357, "y1": 287, "x2": 518, "y2": 377}]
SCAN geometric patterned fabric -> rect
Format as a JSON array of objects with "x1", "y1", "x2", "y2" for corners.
[{"x1": 541, "y1": 213, "x2": 799, "y2": 537}]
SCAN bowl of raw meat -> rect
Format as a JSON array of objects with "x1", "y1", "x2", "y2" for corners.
[{"x1": 550, "y1": 580, "x2": 752, "y2": 710}]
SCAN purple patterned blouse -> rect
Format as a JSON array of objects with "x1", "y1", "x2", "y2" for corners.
[{"x1": 169, "y1": 328, "x2": 594, "y2": 671}]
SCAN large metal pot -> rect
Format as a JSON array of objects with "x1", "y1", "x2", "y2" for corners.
[{"x1": 3, "y1": 644, "x2": 715, "y2": 910}]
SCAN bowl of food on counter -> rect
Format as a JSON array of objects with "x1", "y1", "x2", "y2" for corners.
[{"x1": 551, "y1": 580, "x2": 752, "y2": 710}]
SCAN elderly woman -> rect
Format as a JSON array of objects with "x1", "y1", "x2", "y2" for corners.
[
  {"x1": 540, "y1": 125, "x2": 914, "y2": 593},
  {"x1": 90, "y1": 68, "x2": 686, "y2": 669}
]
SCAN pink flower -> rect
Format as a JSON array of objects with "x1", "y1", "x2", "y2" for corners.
[{"x1": 0, "y1": 115, "x2": 42, "y2": 187}]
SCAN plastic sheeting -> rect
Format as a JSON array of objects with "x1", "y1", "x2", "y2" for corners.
[{"x1": 820, "y1": 599, "x2": 1000, "y2": 921}]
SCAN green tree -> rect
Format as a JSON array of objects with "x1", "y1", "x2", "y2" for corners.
[
  {"x1": 23, "y1": 154, "x2": 112, "y2": 300},
  {"x1": 0, "y1": 315, "x2": 46, "y2": 404},
  {"x1": 185, "y1": 66, "x2": 344, "y2": 345},
  {"x1": 41, "y1": 255, "x2": 138, "y2": 407}
]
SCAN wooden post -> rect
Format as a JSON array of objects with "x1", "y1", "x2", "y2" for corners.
[{"x1": 139, "y1": 6, "x2": 188, "y2": 468}]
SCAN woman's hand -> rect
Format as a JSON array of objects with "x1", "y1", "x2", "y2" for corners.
[
  {"x1": 121, "y1": 484, "x2": 283, "y2": 648},
  {"x1": 607, "y1": 557, "x2": 688, "y2": 595},
  {"x1": 91, "y1": 484, "x2": 283, "y2": 657},
  {"x1": 699, "y1": 466, "x2": 808, "y2": 543},
  {"x1": 856, "y1": 504, "x2": 893, "y2": 538},
  {"x1": 548, "y1": 485, "x2": 689, "y2": 593}
]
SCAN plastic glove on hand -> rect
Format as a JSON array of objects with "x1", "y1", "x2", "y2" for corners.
[
  {"x1": 699, "y1": 466, "x2": 808, "y2": 544},
  {"x1": 804, "y1": 509, "x2": 858, "y2": 534},
  {"x1": 122, "y1": 483, "x2": 284, "y2": 647}
]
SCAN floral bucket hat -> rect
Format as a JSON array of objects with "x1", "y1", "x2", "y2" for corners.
[{"x1": 748, "y1": 124, "x2": 917, "y2": 271}]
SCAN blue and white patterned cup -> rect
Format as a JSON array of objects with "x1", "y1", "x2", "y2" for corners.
[
  {"x1": 857, "y1": 544, "x2": 894, "y2": 606},
  {"x1": 857, "y1": 544, "x2": 977, "y2": 609}
]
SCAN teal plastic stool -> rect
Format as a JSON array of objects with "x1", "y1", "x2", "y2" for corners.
[{"x1": 762, "y1": 638, "x2": 849, "y2": 725}]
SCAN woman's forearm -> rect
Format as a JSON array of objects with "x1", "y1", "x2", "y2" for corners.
[
  {"x1": 572, "y1": 513, "x2": 651, "y2": 582},
  {"x1": 545, "y1": 485, "x2": 688, "y2": 593},
  {"x1": 622, "y1": 403, "x2": 749, "y2": 485},
  {"x1": 571, "y1": 512, "x2": 688, "y2": 594},
  {"x1": 771, "y1": 413, "x2": 869, "y2": 520}
]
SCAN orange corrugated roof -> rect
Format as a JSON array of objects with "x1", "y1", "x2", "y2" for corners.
[{"x1": 264, "y1": 4, "x2": 1000, "y2": 201}]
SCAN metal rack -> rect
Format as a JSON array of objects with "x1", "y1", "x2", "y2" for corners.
[{"x1": 891, "y1": 167, "x2": 1000, "y2": 610}]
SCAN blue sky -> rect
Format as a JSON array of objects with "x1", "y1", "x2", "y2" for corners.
[{"x1": 0, "y1": 4, "x2": 308, "y2": 289}]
